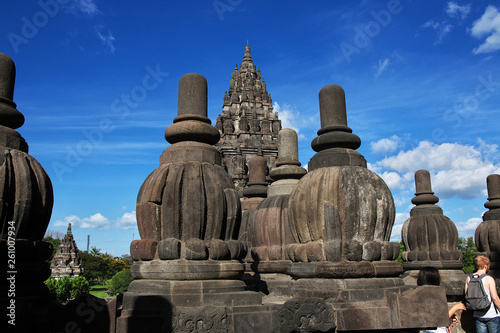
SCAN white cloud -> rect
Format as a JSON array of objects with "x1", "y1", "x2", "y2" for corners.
[
  {"x1": 380, "y1": 171, "x2": 406, "y2": 190},
  {"x1": 95, "y1": 26, "x2": 116, "y2": 53},
  {"x1": 422, "y1": 20, "x2": 453, "y2": 44},
  {"x1": 54, "y1": 213, "x2": 111, "y2": 230},
  {"x1": 72, "y1": 0, "x2": 99, "y2": 15},
  {"x1": 374, "y1": 58, "x2": 390, "y2": 79},
  {"x1": 370, "y1": 135, "x2": 400, "y2": 155},
  {"x1": 390, "y1": 212, "x2": 409, "y2": 242},
  {"x1": 374, "y1": 141, "x2": 500, "y2": 199},
  {"x1": 470, "y1": 6, "x2": 500, "y2": 54},
  {"x1": 55, "y1": 211, "x2": 138, "y2": 230},
  {"x1": 446, "y1": 2, "x2": 471, "y2": 20},
  {"x1": 273, "y1": 102, "x2": 306, "y2": 139},
  {"x1": 455, "y1": 217, "x2": 483, "y2": 234},
  {"x1": 115, "y1": 211, "x2": 137, "y2": 230}
]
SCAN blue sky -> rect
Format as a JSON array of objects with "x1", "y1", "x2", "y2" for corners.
[{"x1": 1, "y1": 0, "x2": 499, "y2": 257}]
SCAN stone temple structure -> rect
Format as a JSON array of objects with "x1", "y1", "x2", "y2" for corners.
[
  {"x1": 215, "y1": 44, "x2": 282, "y2": 192},
  {"x1": 0, "y1": 50, "x2": 476, "y2": 332},
  {"x1": 50, "y1": 223, "x2": 83, "y2": 279},
  {"x1": 400, "y1": 170, "x2": 465, "y2": 296},
  {"x1": 119, "y1": 76, "x2": 450, "y2": 332},
  {"x1": 475, "y1": 174, "x2": 500, "y2": 282},
  {"x1": 0, "y1": 53, "x2": 54, "y2": 331}
]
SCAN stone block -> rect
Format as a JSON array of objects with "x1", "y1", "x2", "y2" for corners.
[
  {"x1": 324, "y1": 240, "x2": 342, "y2": 262},
  {"x1": 229, "y1": 305, "x2": 275, "y2": 333},
  {"x1": 291, "y1": 278, "x2": 344, "y2": 299},
  {"x1": 204, "y1": 291, "x2": 262, "y2": 306},
  {"x1": 344, "y1": 240, "x2": 363, "y2": 261},
  {"x1": 157, "y1": 238, "x2": 181, "y2": 260},
  {"x1": 207, "y1": 239, "x2": 230, "y2": 260},
  {"x1": 362, "y1": 241, "x2": 381, "y2": 261},
  {"x1": 278, "y1": 298, "x2": 335, "y2": 333},
  {"x1": 172, "y1": 306, "x2": 229, "y2": 332},
  {"x1": 182, "y1": 238, "x2": 208, "y2": 260}
]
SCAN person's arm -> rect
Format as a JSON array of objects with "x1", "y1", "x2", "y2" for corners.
[
  {"x1": 485, "y1": 276, "x2": 500, "y2": 310},
  {"x1": 449, "y1": 302, "x2": 466, "y2": 318}
]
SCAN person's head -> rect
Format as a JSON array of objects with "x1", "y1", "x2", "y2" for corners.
[
  {"x1": 475, "y1": 255, "x2": 490, "y2": 271},
  {"x1": 417, "y1": 266, "x2": 441, "y2": 286}
]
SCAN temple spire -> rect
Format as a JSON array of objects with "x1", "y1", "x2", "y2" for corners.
[
  {"x1": 215, "y1": 45, "x2": 282, "y2": 192},
  {"x1": 242, "y1": 44, "x2": 253, "y2": 64}
]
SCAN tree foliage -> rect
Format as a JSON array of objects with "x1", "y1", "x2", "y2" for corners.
[
  {"x1": 45, "y1": 276, "x2": 90, "y2": 303},
  {"x1": 79, "y1": 246, "x2": 132, "y2": 285},
  {"x1": 395, "y1": 241, "x2": 405, "y2": 265},
  {"x1": 107, "y1": 269, "x2": 133, "y2": 295},
  {"x1": 43, "y1": 230, "x2": 64, "y2": 263},
  {"x1": 458, "y1": 237, "x2": 478, "y2": 273}
]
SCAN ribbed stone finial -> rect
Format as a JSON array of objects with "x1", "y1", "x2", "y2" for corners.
[
  {"x1": 268, "y1": 128, "x2": 307, "y2": 197},
  {"x1": 0, "y1": 53, "x2": 24, "y2": 129},
  {"x1": 242, "y1": 44, "x2": 253, "y2": 63},
  {"x1": 247, "y1": 155, "x2": 267, "y2": 185},
  {"x1": 164, "y1": 73, "x2": 219, "y2": 145},
  {"x1": 177, "y1": 73, "x2": 207, "y2": 117},
  {"x1": 276, "y1": 128, "x2": 300, "y2": 166},
  {"x1": 242, "y1": 155, "x2": 268, "y2": 199},
  {"x1": 484, "y1": 174, "x2": 500, "y2": 220},
  {"x1": 311, "y1": 85, "x2": 361, "y2": 153},
  {"x1": 411, "y1": 170, "x2": 439, "y2": 206},
  {"x1": 319, "y1": 84, "x2": 347, "y2": 129},
  {"x1": 308, "y1": 84, "x2": 365, "y2": 170}
]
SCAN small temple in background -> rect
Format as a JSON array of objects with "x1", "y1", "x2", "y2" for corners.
[
  {"x1": 215, "y1": 44, "x2": 282, "y2": 192},
  {"x1": 50, "y1": 223, "x2": 83, "y2": 279}
]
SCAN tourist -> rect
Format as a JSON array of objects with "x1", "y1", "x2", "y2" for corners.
[
  {"x1": 465, "y1": 256, "x2": 500, "y2": 333},
  {"x1": 417, "y1": 266, "x2": 466, "y2": 333}
]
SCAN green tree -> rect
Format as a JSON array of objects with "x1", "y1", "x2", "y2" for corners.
[
  {"x1": 79, "y1": 247, "x2": 132, "y2": 285},
  {"x1": 107, "y1": 269, "x2": 133, "y2": 295},
  {"x1": 43, "y1": 230, "x2": 64, "y2": 263},
  {"x1": 45, "y1": 276, "x2": 89, "y2": 303},
  {"x1": 79, "y1": 250, "x2": 111, "y2": 285},
  {"x1": 457, "y1": 237, "x2": 478, "y2": 273},
  {"x1": 395, "y1": 241, "x2": 405, "y2": 265}
]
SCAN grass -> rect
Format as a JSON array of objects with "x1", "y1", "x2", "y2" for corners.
[{"x1": 89, "y1": 284, "x2": 113, "y2": 298}]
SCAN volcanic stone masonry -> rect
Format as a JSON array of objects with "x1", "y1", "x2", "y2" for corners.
[
  {"x1": 2, "y1": 49, "x2": 491, "y2": 333},
  {"x1": 475, "y1": 174, "x2": 500, "y2": 284},
  {"x1": 215, "y1": 44, "x2": 281, "y2": 192},
  {"x1": 400, "y1": 170, "x2": 465, "y2": 296},
  {"x1": 0, "y1": 52, "x2": 54, "y2": 332},
  {"x1": 50, "y1": 223, "x2": 83, "y2": 279}
]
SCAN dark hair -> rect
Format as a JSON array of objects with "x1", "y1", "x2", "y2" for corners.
[{"x1": 417, "y1": 266, "x2": 441, "y2": 286}]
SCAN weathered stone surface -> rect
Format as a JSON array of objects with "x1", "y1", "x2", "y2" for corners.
[
  {"x1": 229, "y1": 305, "x2": 276, "y2": 333},
  {"x1": 241, "y1": 155, "x2": 268, "y2": 201},
  {"x1": 135, "y1": 73, "x2": 242, "y2": 265},
  {"x1": 215, "y1": 45, "x2": 281, "y2": 192},
  {"x1": 50, "y1": 223, "x2": 83, "y2": 278},
  {"x1": 401, "y1": 170, "x2": 462, "y2": 264},
  {"x1": 289, "y1": 167, "x2": 395, "y2": 262},
  {"x1": 0, "y1": 54, "x2": 54, "y2": 332},
  {"x1": 475, "y1": 174, "x2": 500, "y2": 256},
  {"x1": 0, "y1": 53, "x2": 24, "y2": 129},
  {"x1": 130, "y1": 260, "x2": 245, "y2": 280},
  {"x1": 401, "y1": 269, "x2": 466, "y2": 296},
  {"x1": 334, "y1": 286, "x2": 449, "y2": 331},
  {"x1": 172, "y1": 306, "x2": 229, "y2": 332},
  {"x1": 254, "y1": 195, "x2": 292, "y2": 260},
  {"x1": 278, "y1": 298, "x2": 335, "y2": 333},
  {"x1": 158, "y1": 238, "x2": 181, "y2": 260}
]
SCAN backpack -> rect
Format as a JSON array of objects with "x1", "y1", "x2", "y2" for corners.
[{"x1": 465, "y1": 274, "x2": 491, "y2": 311}]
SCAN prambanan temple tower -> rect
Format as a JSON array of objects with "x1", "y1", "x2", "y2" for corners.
[{"x1": 215, "y1": 44, "x2": 282, "y2": 192}]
